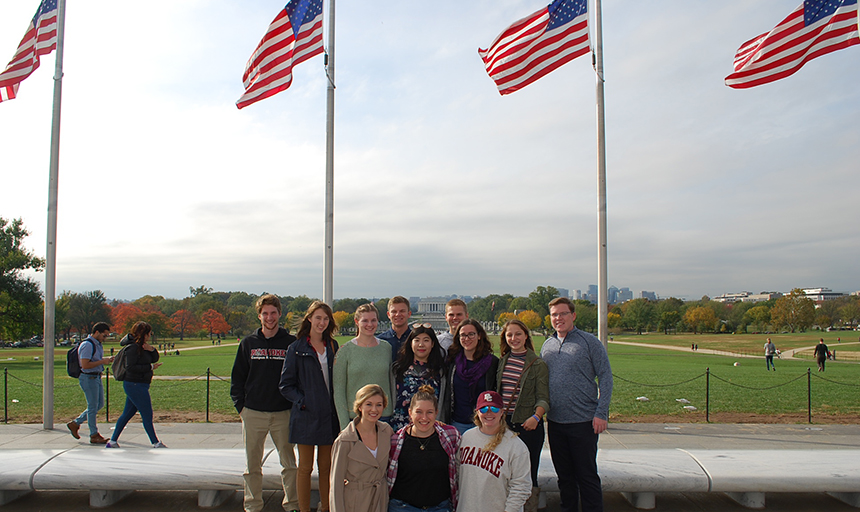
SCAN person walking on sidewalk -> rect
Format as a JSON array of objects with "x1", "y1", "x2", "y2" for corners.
[
  {"x1": 67, "y1": 322, "x2": 114, "y2": 444},
  {"x1": 105, "y1": 321, "x2": 166, "y2": 448},
  {"x1": 764, "y1": 338, "x2": 778, "y2": 371},
  {"x1": 231, "y1": 294, "x2": 299, "y2": 512},
  {"x1": 814, "y1": 339, "x2": 829, "y2": 372}
]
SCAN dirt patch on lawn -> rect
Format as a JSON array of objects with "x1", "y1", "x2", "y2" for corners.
[{"x1": 610, "y1": 412, "x2": 860, "y2": 424}]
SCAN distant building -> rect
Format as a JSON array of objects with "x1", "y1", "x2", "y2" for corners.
[
  {"x1": 713, "y1": 292, "x2": 752, "y2": 303},
  {"x1": 617, "y1": 287, "x2": 633, "y2": 303},
  {"x1": 416, "y1": 297, "x2": 449, "y2": 331},
  {"x1": 556, "y1": 287, "x2": 569, "y2": 298},
  {"x1": 743, "y1": 292, "x2": 781, "y2": 303},
  {"x1": 640, "y1": 291, "x2": 657, "y2": 301},
  {"x1": 801, "y1": 288, "x2": 845, "y2": 302},
  {"x1": 574, "y1": 290, "x2": 582, "y2": 300},
  {"x1": 608, "y1": 286, "x2": 619, "y2": 304}
]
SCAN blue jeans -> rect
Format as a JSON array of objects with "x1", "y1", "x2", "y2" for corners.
[
  {"x1": 75, "y1": 373, "x2": 104, "y2": 436},
  {"x1": 388, "y1": 498, "x2": 451, "y2": 512},
  {"x1": 112, "y1": 381, "x2": 159, "y2": 444},
  {"x1": 452, "y1": 420, "x2": 474, "y2": 436}
]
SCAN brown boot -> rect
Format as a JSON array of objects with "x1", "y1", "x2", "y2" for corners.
[
  {"x1": 524, "y1": 486, "x2": 541, "y2": 512},
  {"x1": 90, "y1": 433, "x2": 108, "y2": 444},
  {"x1": 67, "y1": 421, "x2": 80, "y2": 439}
]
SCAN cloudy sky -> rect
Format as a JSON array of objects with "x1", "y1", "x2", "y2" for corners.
[{"x1": 2, "y1": 0, "x2": 859, "y2": 303}]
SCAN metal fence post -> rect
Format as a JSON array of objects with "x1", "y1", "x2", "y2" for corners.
[
  {"x1": 807, "y1": 367, "x2": 812, "y2": 424},
  {"x1": 206, "y1": 367, "x2": 210, "y2": 423},
  {"x1": 105, "y1": 370, "x2": 110, "y2": 423},
  {"x1": 4, "y1": 367, "x2": 7, "y2": 424},
  {"x1": 705, "y1": 367, "x2": 710, "y2": 423}
]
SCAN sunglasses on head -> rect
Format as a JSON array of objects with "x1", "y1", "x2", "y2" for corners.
[
  {"x1": 412, "y1": 322, "x2": 433, "y2": 329},
  {"x1": 478, "y1": 406, "x2": 500, "y2": 414}
]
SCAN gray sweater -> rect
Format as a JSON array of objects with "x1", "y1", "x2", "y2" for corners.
[{"x1": 540, "y1": 328, "x2": 613, "y2": 423}]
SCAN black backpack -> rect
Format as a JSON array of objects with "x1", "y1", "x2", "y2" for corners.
[
  {"x1": 111, "y1": 334, "x2": 136, "y2": 381},
  {"x1": 66, "y1": 339, "x2": 94, "y2": 378}
]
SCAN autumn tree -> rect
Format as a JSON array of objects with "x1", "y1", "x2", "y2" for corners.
[
  {"x1": 684, "y1": 306, "x2": 717, "y2": 334},
  {"x1": 498, "y1": 312, "x2": 517, "y2": 324},
  {"x1": 770, "y1": 289, "x2": 815, "y2": 333},
  {"x1": 332, "y1": 311, "x2": 351, "y2": 335},
  {"x1": 201, "y1": 309, "x2": 231, "y2": 338},
  {"x1": 111, "y1": 302, "x2": 145, "y2": 333},
  {"x1": 171, "y1": 309, "x2": 200, "y2": 340},
  {"x1": 517, "y1": 310, "x2": 542, "y2": 331},
  {"x1": 744, "y1": 305, "x2": 771, "y2": 333},
  {"x1": 607, "y1": 311, "x2": 622, "y2": 329}
]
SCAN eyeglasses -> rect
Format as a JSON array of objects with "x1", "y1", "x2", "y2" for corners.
[
  {"x1": 460, "y1": 332, "x2": 478, "y2": 340},
  {"x1": 478, "y1": 406, "x2": 500, "y2": 414},
  {"x1": 411, "y1": 322, "x2": 432, "y2": 329}
]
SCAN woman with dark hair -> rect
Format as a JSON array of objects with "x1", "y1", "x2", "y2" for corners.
[
  {"x1": 387, "y1": 385, "x2": 460, "y2": 512},
  {"x1": 441, "y1": 319, "x2": 499, "y2": 435},
  {"x1": 330, "y1": 384, "x2": 392, "y2": 512},
  {"x1": 389, "y1": 323, "x2": 446, "y2": 431},
  {"x1": 105, "y1": 321, "x2": 165, "y2": 448},
  {"x1": 280, "y1": 300, "x2": 340, "y2": 512},
  {"x1": 496, "y1": 319, "x2": 550, "y2": 512},
  {"x1": 458, "y1": 391, "x2": 531, "y2": 512}
]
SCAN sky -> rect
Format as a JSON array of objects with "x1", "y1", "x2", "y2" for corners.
[{"x1": 2, "y1": 0, "x2": 859, "y2": 303}]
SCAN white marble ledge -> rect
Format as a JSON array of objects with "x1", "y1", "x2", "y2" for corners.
[
  {"x1": 684, "y1": 449, "x2": 860, "y2": 493},
  {"x1": 0, "y1": 449, "x2": 68, "y2": 490}
]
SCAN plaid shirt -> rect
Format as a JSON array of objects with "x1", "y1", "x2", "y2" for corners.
[{"x1": 387, "y1": 421, "x2": 461, "y2": 509}]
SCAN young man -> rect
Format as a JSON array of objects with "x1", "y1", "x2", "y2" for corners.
[
  {"x1": 437, "y1": 298, "x2": 468, "y2": 353},
  {"x1": 67, "y1": 322, "x2": 114, "y2": 444},
  {"x1": 541, "y1": 297, "x2": 612, "y2": 512},
  {"x1": 231, "y1": 294, "x2": 299, "y2": 512},
  {"x1": 376, "y1": 296, "x2": 412, "y2": 361},
  {"x1": 764, "y1": 338, "x2": 778, "y2": 371}
]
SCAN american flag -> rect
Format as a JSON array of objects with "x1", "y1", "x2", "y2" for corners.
[
  {"x1": 236, "y1": 0, "x2": 325, "y2": 109},
  {"x1": 479, "y1": 0, "x2": 590, "y2": 96},
  {"x1": 725, "y1": 0, "x2": 860, "y2": 89},
  {"x1": 0, "y1": 0, "x2": 59, "y2": 103}
]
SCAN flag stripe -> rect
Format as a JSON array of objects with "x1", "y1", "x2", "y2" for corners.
[
  {"x1": 725, "y1": 1, "x2": 860, "y2": 89},
  {"x1": 479, "y1": 0, "x2": 590, "y2": 96},
  {"x1": 236, "y1": 0, "x2": 325, "y2": 110},
  {"x1": 0, "y1": 1, "x2": 59, "y2": 103}
]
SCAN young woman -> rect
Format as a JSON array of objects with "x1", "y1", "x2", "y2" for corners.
[
  {"x1": 389, "y1": 324, "x2": 446, "y2": 431},
  {"x1": 442, "y1": 319, "x2": 499, "y2": 434},
  {"x1": 457, "y1": 391, "x2": 531, "y2": 512},
  {"x1": 280, "y1": 301, "x2": 340, "y2": 512},
  {"x1": 330, "y1": 384, "x2": 393, "y2": 512},
  {"x1": 333, "y1": 304, "x2": 393, "y2": 429},
  {"x1": 105, "y1": 321, "x2": 165, "y2": 448},
  {"x1": 496, "y1": 319, "x2": 550, "y2": 512},
  {"x1": 387, "y1": 385, "x2": 460, "y2": 512}
]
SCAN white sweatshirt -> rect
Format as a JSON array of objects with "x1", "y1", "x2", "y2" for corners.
[{"x1": 457, "y1": 428, "x2": 532, "y2": 512}]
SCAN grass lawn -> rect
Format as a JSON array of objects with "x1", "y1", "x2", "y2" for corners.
[{"x1": 1, "y1": 332, "x2": 857, "y2": 424}]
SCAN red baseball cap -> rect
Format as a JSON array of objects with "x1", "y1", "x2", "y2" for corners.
[{"x1": 476, "y1": 391, "x2": 503, "y2": 410}]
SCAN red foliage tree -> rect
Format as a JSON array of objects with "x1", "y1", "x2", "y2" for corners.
[
  {"x1": 111, "y1": 303, "x2": 145, "y2": 334},
  {"x1": 201, "y1": 308, "x2": 231, "y2": 338},
  {"x1": 171, "y1": 309, "x2": 200, "y2": 340}
]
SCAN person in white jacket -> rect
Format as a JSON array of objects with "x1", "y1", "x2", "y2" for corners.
[{"x1": 457, "y1": 391, "x2": 531, "y2": 512}]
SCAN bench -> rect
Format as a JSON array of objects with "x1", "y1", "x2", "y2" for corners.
[
  {"x1": 2, "y1": 447, "x2": 859, "y2": 509},
  {"x1": 538, "y1": 449, "x2": 860, "y2": 509}
]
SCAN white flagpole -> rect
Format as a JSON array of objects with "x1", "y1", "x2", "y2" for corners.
[
  {"x1": 323, "y1": 0, "x2": 336, "y2": 305},
  {"x1": 593, "y1": 0, "x2": 608, "y2": 347},
  {"x1": 43, "y1": 0, "x2": 67, "y2": 429}
]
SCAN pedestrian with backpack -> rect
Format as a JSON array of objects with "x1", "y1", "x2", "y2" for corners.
[
  {"x1": 67, "y1": 322, "x2": 114, "y2": 444},
  {"x1": 105, "y1": 321, "x2": 166, "y2": 448}
]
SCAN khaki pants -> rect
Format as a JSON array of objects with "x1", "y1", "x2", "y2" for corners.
[
  {"x1": 241, "y1": 408, "x2": 298, "y2": 512},
  {"x1": 297, "y1": 444, "x2": 332, "y2": 512}
]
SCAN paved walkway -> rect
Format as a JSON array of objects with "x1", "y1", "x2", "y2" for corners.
[{"x1": 2, "y1": 422, "x2": 859, "y2": 510}]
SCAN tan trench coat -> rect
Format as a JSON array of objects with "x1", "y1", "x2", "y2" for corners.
[{"x1": 330, "y1": 418, "x2": 393, "y2": 512}]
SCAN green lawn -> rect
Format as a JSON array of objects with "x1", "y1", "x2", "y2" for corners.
[{"x1": 1, "y1": 332, "x2": 857, "y2": 424}]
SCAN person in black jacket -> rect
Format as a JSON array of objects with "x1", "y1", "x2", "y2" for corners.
[
  {"x1": 106, "y1": 321, "x2": 165, "y2": 448},
  {"x1": 441, "y1": 319, "x2": 499, "y2": 434},
  {"x1": 231, "y1": 294, "x2": 299, "y2": 512},
  {"x1": 280, "y1": 301, "x2": 340, "y2": 512}
]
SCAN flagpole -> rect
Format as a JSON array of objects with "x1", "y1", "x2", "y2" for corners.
[
  {"x1": 593, "y1": 0, "x2": 608, "y2": 347},
  {"x1": 323, "y1": 0, "x2": 336, "y2": 306},
  {"x1": 43, "y1": 0, "x2": 67, "y2": 429}
]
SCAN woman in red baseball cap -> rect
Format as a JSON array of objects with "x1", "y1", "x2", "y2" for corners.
[{"x1": 457, "y1": 390, "x2": 531, "y2": 512}]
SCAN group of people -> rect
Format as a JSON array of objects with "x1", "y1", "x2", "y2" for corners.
[
  {"x1": 67, "y1": 320, "x2": 166, "y2": 448},
  {"x1": 230, "y1": 294, "x2": 613, "y2": 512}
]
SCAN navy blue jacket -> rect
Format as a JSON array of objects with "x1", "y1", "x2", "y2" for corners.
[{"x1": 279, "y1": 336, "x2": 340, "y2": 445}]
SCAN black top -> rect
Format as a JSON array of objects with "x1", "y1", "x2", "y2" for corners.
[
  {"x1": 230, "y1": 327, "x2": 296, "y2": 413},
  {"x1": 124, "y1": 345, "x2": 160, "y2": 384},
  {"x1": 390, "y1": 431, "x2": 450, "y2": 507}
]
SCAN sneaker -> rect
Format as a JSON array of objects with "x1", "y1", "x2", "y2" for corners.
[
  {"x1": 105, "y1": 440, "x2": 120, "y2": 448},
  {"x1": 66, "y1": 421, "x2": 80, "y2": 439},
  {"x1": 90, "y1": 433, "x2": 108, "y2": 445},
  {"x1": 151, "y1": 441, "x2": 167, "y2": 448}
]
